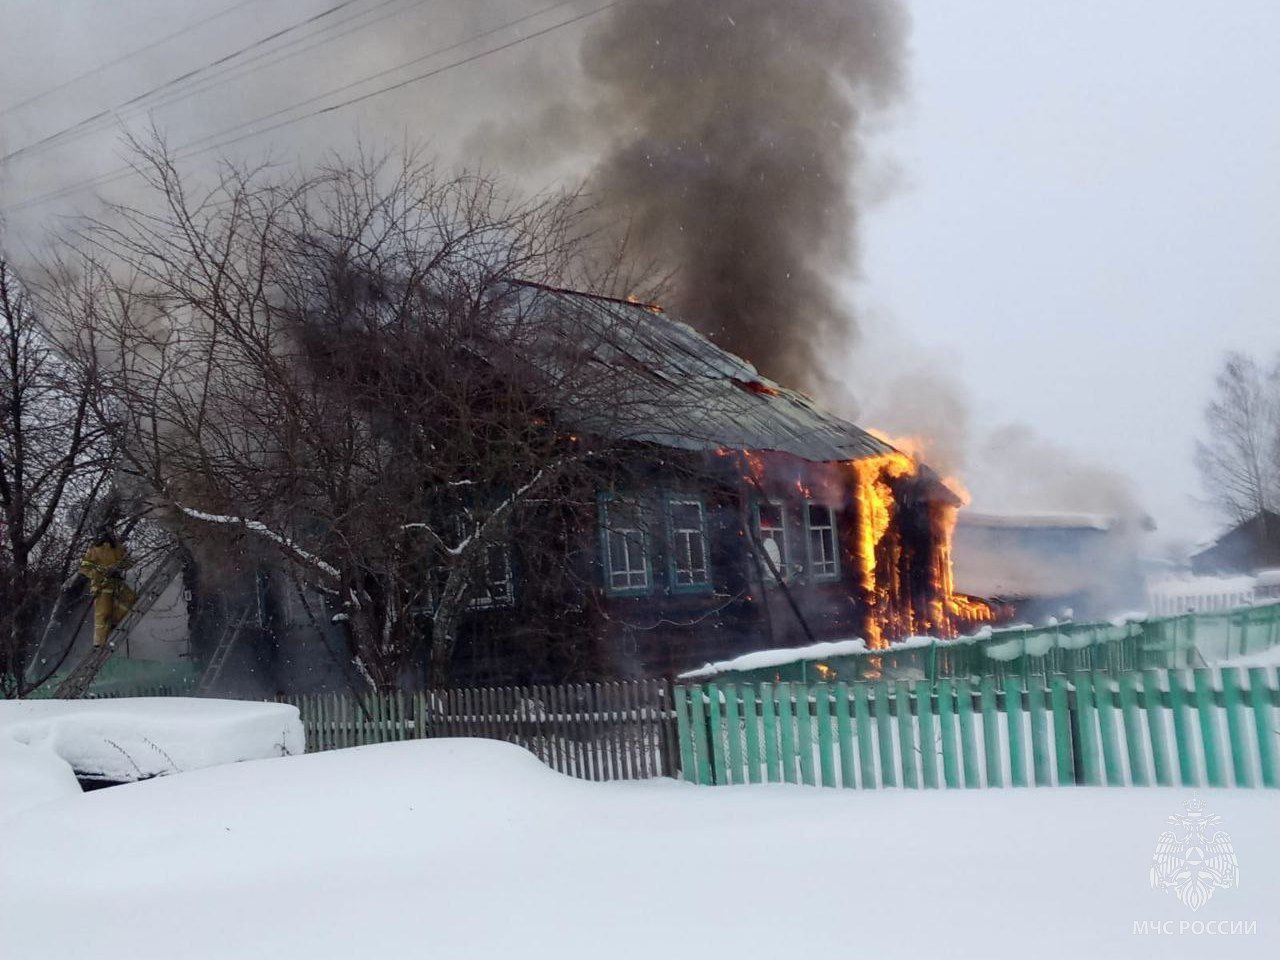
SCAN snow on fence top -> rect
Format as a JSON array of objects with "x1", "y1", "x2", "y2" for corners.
[{"x1": 678, "y1": 601, "x2": 1280, "y2": 684}]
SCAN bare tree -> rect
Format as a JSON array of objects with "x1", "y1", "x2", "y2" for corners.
[
  {"x1": 0, "y1": 255, "x2": 117, "y2": 696},
  {"x1": 77, "y1": 140, "x2": 668, "y2": 689},
  {"x1": 1196, "y1": 351, "x2": 1280, "y2": 525}
]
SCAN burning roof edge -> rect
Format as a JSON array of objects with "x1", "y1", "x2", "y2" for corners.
[{"x1": 506, "y1": 279, "x2": 912, "y2": 468}]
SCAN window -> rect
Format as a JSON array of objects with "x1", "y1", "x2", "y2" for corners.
[
  {"x1": 468, "y1": 542, "x2": 514, "y2": 610},
  {"x1": 806, "y1": 504, "x2": 839, "y2": 581},
  {"x1": 755, "y1": 501, "x2": 789, "y2": 582},
  {"x1": 667, "y1": 497, "x2": 711, "y2": 590},
  {"x1": 600, "y1": 498, "x2": 650, "y2": 595}
]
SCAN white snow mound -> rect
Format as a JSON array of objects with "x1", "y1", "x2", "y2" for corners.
[
  {"x1": 2, "y1": 737, "x2": 1277, "y2": 959},
  {"x1": 0, "y1": 697, "x2": 303, "y2": 786}
]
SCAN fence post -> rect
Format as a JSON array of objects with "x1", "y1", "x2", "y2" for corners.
[{"x1": 1247, "y1": 667, "x2": 1278, "y2": 788}]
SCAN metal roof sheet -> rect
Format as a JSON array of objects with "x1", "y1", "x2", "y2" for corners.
[{"x1": 509, "y1": 282, "x2": 897, "y2": 464}]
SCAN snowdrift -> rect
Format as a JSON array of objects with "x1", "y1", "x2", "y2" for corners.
[{"x1": 3, "y1": 737, "x2": 1276, "y2": 959}]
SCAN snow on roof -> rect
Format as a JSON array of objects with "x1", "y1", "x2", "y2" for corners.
[{"x1": 958, "y1": 512, "x2": 1115, "y2": 531}]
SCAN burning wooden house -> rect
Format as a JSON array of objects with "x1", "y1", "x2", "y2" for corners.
[
  {"x1": 444, "y1": 283, "x2": 990, "y2": 682},
  {"x1": 95, "y1": 282, "x2": 989, "y2": 694}
]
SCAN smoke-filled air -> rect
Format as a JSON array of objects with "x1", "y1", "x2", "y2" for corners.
[{"x1": 511, "y1": 0, "x2": 910, "y2": 394}]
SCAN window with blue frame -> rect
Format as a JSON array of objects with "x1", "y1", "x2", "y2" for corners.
[
  {"x1": 806, "y1": 503, "x2": 839, "y2": 581},
  {"x1": 667, "y1": 497, "x2": 711, "y2": 590},
  {"x1": 600, "y1": 497, "x2": 650, "y2": 595}
]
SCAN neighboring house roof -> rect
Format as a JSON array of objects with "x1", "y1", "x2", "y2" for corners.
[
  {"x1": 959, "y1": 512, "x2": 1115, "y2": 532},
  {"x1": 951, "y1": 513, "x2": 1120, "y2": 600},
  {"x1": 1190, "y1": 510, "x2": 1280, "y2": 575},
  {"x1": 510, "y1": 281, "x2": 897, "y2": 464}
]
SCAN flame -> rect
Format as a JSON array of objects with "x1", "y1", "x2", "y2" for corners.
[
  {"x1": 716, "y1": 436, "x2": 992, "y2": 648},
  {"x1": 849, "y1": 450, "x2": 916, "y2": 649}
]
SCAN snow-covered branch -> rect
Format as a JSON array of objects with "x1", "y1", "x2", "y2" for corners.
[{"x1": 175, "y1": 504, "x2": 339, "y2": 579}]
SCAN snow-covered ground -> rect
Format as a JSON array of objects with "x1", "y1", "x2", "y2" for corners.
[
  {"x1": 0, "y1": 697, "x2": 303, "y2": 818},
  {"x1": 2, "y1": 738, "x2": 1275, "y2": 959}
]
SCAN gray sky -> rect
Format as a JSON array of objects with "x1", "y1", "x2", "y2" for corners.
[
  {"x1": 858, "y1": 2, "x2": 1280, "y2": 544},
  {"x1": 1, "y1": 1, "x2": 1276, "y2": 546}
]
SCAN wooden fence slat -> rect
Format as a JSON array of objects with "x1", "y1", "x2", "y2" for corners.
[
  {"x1": 1142, "y1": 670, "x2": 1173, "y2": 787},
  {"x1": 776, "y1": 683, "x2": 799, "y2": 784},
  {"x1": 815, "y1": 683, "x2": 836, "y2": 788},
  {"x1": 979, "y1": 677, "x2": 1003, "y2": 788},
  {"x1": 760, "y1": 682, "x2": 781, "y2": 783},
  {"x1": 584, "y1": 684, "x2": 605, "y2": 781},
  {"x1": 705, "y1": 682, "x2": 727, "y2": 786},
  {"x1": 1190, "y1": 670, "x2": 1223, "y2": 788},
  {"x1": 936, "y1": 679, "x2": 960, "y2": 789},
  {"x1": 835, "y1": 682, "x2": 856, "y2": 789},
  {"x1": 917, "y1": 681, "x2": 939, "y2": 789},
  {"x1": 956, "y1": 679, "x2": 980, "y2": 789},
  {"x1": 1027, "y1": 679, "x2": 1053, "y2": 786},
  {"x1": 1247, "y1": 668, "x2": 1278, "y2": 789},
  {"x1": 659, "y1": 680, "x2": 679, "y2": 779},
  {"x1": 1049, "y1": 677, "x2": 1075, "y2": 786},
  {"x1": 1167, "y1": 671, "x2": 1198, "y2": 787},
  {"x1": 873, "y1": 681, "x2": 896, "y2": 788},
  {"x1": 689, "y1": 685, "x2": 713, "y2": 785},
  {"x1": 596, "y1": 683, "x2": 616, "y2": 780},
  {"x1": 894, "y1": 681, "x2": 918, "y2": 790},
  {"x1": 1094, "y1": 677, "x2": 1124, "y2": 786},
  {"x1": 723, "y1": 683, "x2": 744, "y2": 785},
  {"x1": 1073, "y1": 673, "x2": 1102, "y2": 786},
  {"x1": 620, "y1": 681, "x2": 638, "y2": 779},
  {"x1": 1117, "y1": 672, "x2": 1148, "y2": 787},
  {"x1": 673, "y1": 685, "x2": 694, "y2": 782},
  {"x1": 795, "y1": 684, "x2": 816, "y2": 786},
  {"x1": 853, "y1": 681, "x2": 876, "y2": 788},
  {"x1": 742, "y1": 684, "x2": 762, "y2": 784},
  {"x1": 1220, "y1": 668, "x2": 1252, "y2": 787},
  {"x1": 612, "y1": 682, "x2": 629, "y2": 779},
  {"x1": 1003, "y1": 678, "x2": 1027, "y2": 787}
]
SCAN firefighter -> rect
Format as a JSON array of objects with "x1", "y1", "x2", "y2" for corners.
[{"x1": 80, "y1": 531, "x2": 136, "y2": 647}]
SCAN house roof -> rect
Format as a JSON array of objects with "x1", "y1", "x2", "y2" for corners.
[{"x1": 509, "y1": 281, "x2": 897, "y2": 464}]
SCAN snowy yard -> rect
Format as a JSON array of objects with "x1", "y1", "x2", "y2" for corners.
[{"x1": 2, "y1": 737, "x2": 1276, "y2": 959}]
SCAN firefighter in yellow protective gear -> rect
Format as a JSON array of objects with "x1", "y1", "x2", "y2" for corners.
[{"x1": 80, "y1": 534, "x2": 136, "y2": 647}]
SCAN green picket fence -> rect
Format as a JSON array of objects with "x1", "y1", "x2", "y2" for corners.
[
  {"x1": 683, "y1": 601, "x2": 1280, "y2": 687},
  {"x1": 674, "y1": 667, "x2": 1280, "y2": 790}
]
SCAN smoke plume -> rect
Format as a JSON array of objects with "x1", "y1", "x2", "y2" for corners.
[{"x1": 515, "y1": 0, "x2": 910, "y2": 393}]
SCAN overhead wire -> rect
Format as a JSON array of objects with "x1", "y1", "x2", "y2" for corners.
[
  {"x1": 0, "y1": 0, "x2": 268, "y2": 118},
  {"x1": 0, "y1": 0, "x2": 379, "y2": 166},
  {"x1": 1, "y1": 0, "x2": 612, "y2": 217}
]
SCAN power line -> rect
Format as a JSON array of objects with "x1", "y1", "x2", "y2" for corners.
[
  {"x1": 0, "y1": 0, "x2": 267, "y2": 118},
  {"x1": 0, "y1": 0, "x2": 376, "y2": 166},
  {"x1": 131, "y1": 0, "x2": 433, "y2": 132},
  {"x1": 178, "y1": 0, "x2": 586, "y2": 155},
  {"x1": 1, "y1": 0, "x2": 612, "y2": 217}
]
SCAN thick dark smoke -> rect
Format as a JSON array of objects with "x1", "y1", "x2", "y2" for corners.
[{"x1": 551, "y1": 0, "x2": 909, "y2": 392}]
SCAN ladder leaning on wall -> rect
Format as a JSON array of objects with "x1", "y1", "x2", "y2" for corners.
[{"x1": 196, "y1": 606, "x2": 253, "y2": 694}]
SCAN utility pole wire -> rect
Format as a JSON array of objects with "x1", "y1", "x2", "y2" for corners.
[
  {"x1": 3, "y1": 0, "x2": 432, "y2": 168},
  {"x1": 0, "y1": 0, "x2": 374, "y2": 166},
  {"x1": 0, "y1": 0, "x2": 267, "y2": 118},
  {"x1": 0, "y1": 0, "x2": 614, "y2": 217}
]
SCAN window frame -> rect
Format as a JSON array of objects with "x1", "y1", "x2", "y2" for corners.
[
  {"x1": 598, "y1": 493, "x2": 652, "y2": 598},
  {"x1": 466, "y1": 540, "x2": 515, "y2": 611},
  {"x1": 664, "y1": 493, "x2": 713, "y2": 595},
  {"x1": 752, "y1": 499, "x2": 790, "y2": 585},
  {"x1": 804, "y1": 502, "x2": 840, "y2": 582}
]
